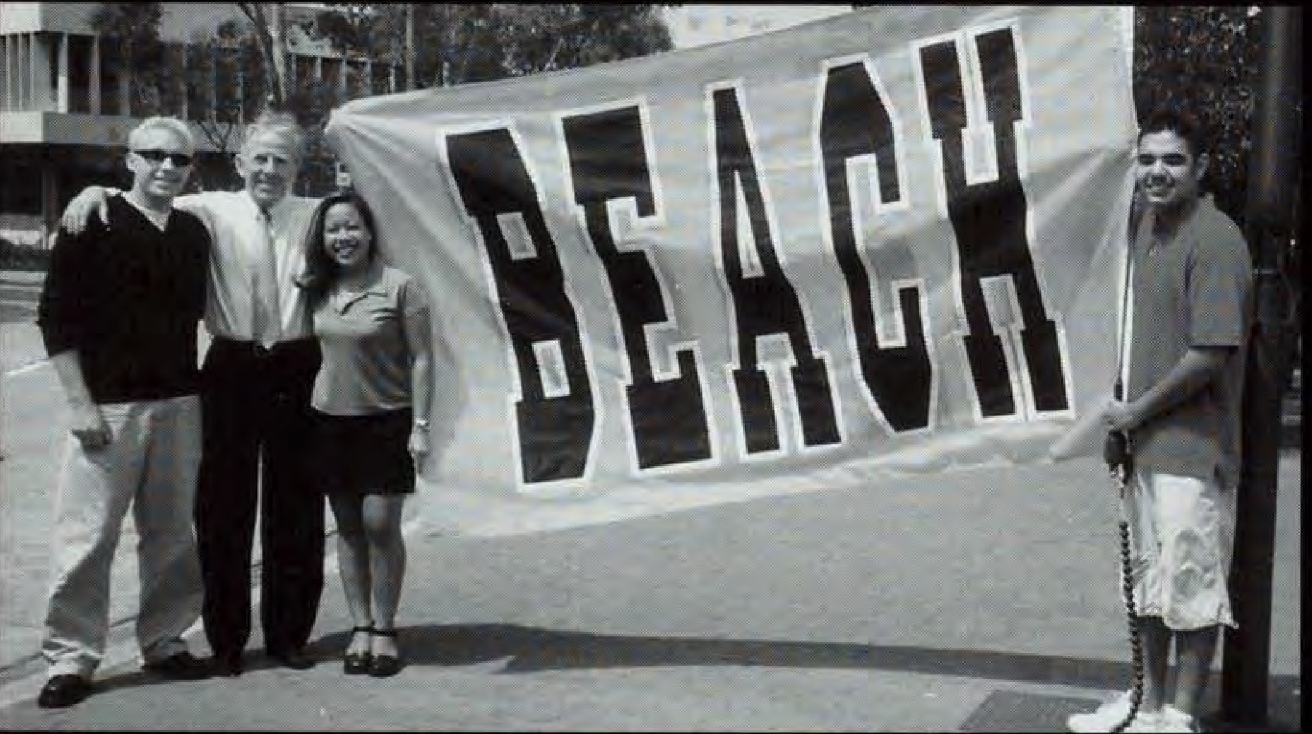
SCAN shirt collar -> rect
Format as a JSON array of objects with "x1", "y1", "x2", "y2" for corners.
[
  {"x1": 331, "y1": 265, "x2": 388, "y2": 313},
  {"x1": 351, "y1": 264, "x2": 389, "y2": 296},
  {"x1": 241, "y1": 189, "x2": 293, "y2": 223}
]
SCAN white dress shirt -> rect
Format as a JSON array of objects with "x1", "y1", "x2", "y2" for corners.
[{"x1": 175, "y1": 191, "x2": 320, "y2": 343}]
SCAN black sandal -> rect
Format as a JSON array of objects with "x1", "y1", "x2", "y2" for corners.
[
  {"x1": 343, "y1": 625, "x2": 373, "y2": 675},
  {"x1": 368, "y1": 628, "x2": 403, "y2": 678}
]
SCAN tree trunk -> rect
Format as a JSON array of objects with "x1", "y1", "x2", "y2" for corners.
[
  {"x1": 236, "y1": 2, "x2": 288, "y2": 110},
  {"x1": 405, "y1": 3, "x2": 416, "y2": 90},
  {"x1": 268, "y1": 2, "x2": 289, "y2": 105}
]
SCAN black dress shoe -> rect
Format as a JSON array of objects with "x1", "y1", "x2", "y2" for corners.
[
  {"x1": 210, "y1": 655, "x2": 243, "y2": 677},
  {"x1": 269, "y1": 648, "x2": 316, "y2": 670},
  {"x1": 142, "y1": 651, "x2": 211, "y2": 680},
  {"x1": 368, "y1": 654, "x2": 402, "y2": 677},
  {"x1": 368, "y1": 629, "x2": 403, "y2": 678},
  {"x1": 343, "y1": 625, "x2": 373, "y2": 675},
  {"x1": 37, "y1": 674, "x2": 92, "y2": 709}
]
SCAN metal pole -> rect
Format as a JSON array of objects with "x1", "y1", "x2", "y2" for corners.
[
  {"x1": 404, "y1": 3, "x2": 416, "y2": 91},
  {"x1": 1220, "y1": 4, "x2": 1301, "y2": 725}
]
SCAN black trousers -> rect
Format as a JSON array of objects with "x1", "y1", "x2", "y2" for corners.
[{"x1": 195, "y1": 337, "x2": 324, "y2": 661}]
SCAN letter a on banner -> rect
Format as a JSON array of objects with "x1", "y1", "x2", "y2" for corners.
[{"x1": 710, "y1": 84, "x2": 842, "y2": 456}]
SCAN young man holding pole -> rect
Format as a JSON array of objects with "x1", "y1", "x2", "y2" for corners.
[{"x1": 1068, "y1": 106, "x2": 1254, "y2": 734}]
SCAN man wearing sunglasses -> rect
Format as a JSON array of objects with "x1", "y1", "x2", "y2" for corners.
[
  {"x1": 62, "y1": 110, "x2": 326, "y2": 678},
  {"x1": 35, "y1": 116, "x2": 213, "y2": 708}
]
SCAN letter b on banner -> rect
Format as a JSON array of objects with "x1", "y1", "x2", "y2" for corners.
[{"x1": 446, "y1": 129, "x2": 595, "y2": 483}]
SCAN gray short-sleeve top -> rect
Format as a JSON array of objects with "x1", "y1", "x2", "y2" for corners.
[
  {"x1": 1125, "y1": 195, "x2": 1253, "y2": 486},
  {"x1": 311, "y1": 265, "x2": 430, "y2": 415}
]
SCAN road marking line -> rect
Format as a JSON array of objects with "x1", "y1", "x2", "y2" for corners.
[{"x1": 3, "y1": 361, "x2": 47, "y2": 379}]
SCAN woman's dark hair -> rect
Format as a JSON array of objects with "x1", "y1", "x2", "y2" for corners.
[
  {"x1": 295, "y1": 191, "x2": 380, "y2": 304},
  {"x1": 1138, "y1": 104, "x2": 1208, "y2": 158}
]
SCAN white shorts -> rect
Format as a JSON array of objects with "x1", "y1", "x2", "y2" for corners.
[{"x1": 1119, "y1": 469, "x2": 1237, "y2": 630}]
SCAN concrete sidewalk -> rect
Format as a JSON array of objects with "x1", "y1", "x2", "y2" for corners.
[{"x1": 0, "y1": 429, "x2": 1300, "y2": 730}]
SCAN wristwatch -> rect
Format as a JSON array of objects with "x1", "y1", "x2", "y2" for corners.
[{"x1": 414, "y1": 419, "x2": 431, "y2": 431}]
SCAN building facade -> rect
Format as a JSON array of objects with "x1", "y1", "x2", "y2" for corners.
[{"x1": 1, "y1": 2, "x2": 396, "y2": 246}]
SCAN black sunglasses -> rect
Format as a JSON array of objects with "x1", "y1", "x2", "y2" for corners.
[{"x1": 133, "y1": 149, "x2": 194, "y2": 166}]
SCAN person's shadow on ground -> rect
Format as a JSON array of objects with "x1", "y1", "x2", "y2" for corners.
[{"x1": 304, "y1": 622, "x2": 1298, "y2": 733}]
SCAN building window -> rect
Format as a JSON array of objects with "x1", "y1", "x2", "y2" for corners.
[
  {"x1": 66, "y1": 35, "x2": 92, "y2": 113},
  {"x1": 345, "y1": 59, "x2": 367, "y2": 101},
  {"x1": 159, "y1": 42, "x2": 187, "y2": 119},
  {"x1": 99, "y1": 42, "x2": 123, "y2": 115},
  {"x1": 296, "y1": 55, "x2": 316, "y2": 85},
  {"x1": 185, "y1": 44, "x2": 209, "y2": 122},
  {"x1": 214, "y1": 45, "x2": 243, "y2": 124},
  {"x1": 370, "y1": 60, "x2": 391, "y2": 97},
  {"x1": 43, "y1": 33, "x2": 61, "y2": 110}
]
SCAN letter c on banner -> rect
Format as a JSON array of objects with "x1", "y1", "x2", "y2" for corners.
[{"x1": 819, "y1": 60, "x2": 933, "y2": 432}]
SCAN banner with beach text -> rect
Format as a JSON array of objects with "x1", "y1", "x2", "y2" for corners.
[{"x1": 325, "y1": 5, "x2": 1138, "y2": 537}]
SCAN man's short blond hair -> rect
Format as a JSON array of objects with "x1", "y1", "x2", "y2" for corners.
[
  {"x1": 239, "y1": 110, "x2": 306, "y2": 159},
  {"x1": 128, "y1": 116, "x2": 196, "y2": 151}
]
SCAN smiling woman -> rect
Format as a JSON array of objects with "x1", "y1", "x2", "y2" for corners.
[{"x1": 293, "y1": 190, "x2": 433, "y2": 677}]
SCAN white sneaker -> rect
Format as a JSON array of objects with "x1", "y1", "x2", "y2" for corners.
[
  {"x1": 1151, "y1": 705, "x2": 1200, "y2": 733},
  {"x1": 1120, "y1": 712, "x2": 1166, "y2": 733},
  {"x1": 1067, "y1": 691, "x2": 1158, "y2": 733}
]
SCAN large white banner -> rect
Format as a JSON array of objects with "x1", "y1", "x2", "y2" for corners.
[{"x1": 325, "y1": 5, "x2": 1138, "y2": 537}]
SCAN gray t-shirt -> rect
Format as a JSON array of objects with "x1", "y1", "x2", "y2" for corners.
[
  {"x1": 1124, "y1": 194, "x2": 1253, "y2": 487},
  {"x1": 311, "y1": 265, "x2": 430, "y2": 415}
]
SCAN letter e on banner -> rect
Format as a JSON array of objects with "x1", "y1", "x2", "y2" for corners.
[{"x1": 559, "y1": 102, "x2": 714, "y2": 472}]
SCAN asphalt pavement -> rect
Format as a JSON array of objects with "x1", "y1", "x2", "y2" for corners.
[{"x1": 0, "y1": 270, "x2": 1301, "y2": 731}]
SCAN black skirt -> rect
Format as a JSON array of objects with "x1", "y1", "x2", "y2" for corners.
[{"x1": 311, "y1": 408, "x2": 416, "y2": 495}]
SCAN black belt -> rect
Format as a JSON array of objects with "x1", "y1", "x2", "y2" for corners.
[{"x1": 213, "y1": 336, "x2": 315, "y2": 358}]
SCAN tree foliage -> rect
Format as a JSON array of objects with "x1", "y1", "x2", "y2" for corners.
[
  {"x1": 308, "y1": 4, "x2": 676, "y2": 88},
  {"x1": 90, "y1": 2, "x2": 167, "y2": 115},
  {"x1": 184, "y1": 19, "x2": 268, "y2": 189},
  {"x1": 1133, "y1": 5, "x2": 1268, "y2": 228}
]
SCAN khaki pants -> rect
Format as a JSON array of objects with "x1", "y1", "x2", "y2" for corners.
[
  {"x1": 1120, "y1": 469, "x2": 1237, "y2": 631},
  {"x1": 41, "y1": 395, "x2": 203, "y2": 678}
]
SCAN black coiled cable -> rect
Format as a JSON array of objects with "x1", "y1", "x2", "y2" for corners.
[{"x1": 1107, "y1": 432, "x2": 1145, "y2": 734}]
